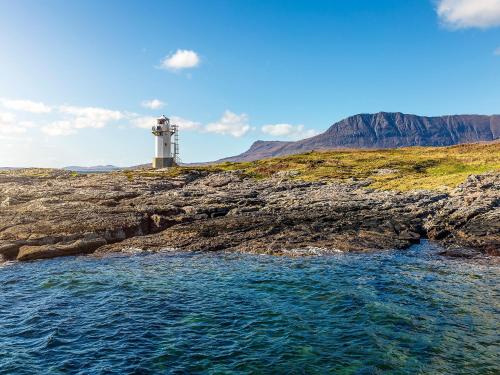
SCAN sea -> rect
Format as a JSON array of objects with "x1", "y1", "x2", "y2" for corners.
[{"x1": 0, "y1": 241, "x2": 498, "y2": 374}]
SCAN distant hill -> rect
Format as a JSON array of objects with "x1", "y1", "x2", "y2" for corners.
[
  {"x1": 63, "y1": 165, "x2": 121, "y2": 173},
  {"x1": 220, "y1": 112, "x2": 500, "y2": 162}
]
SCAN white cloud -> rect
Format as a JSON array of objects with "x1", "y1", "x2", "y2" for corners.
[
  {"x1": 131, "y1": 116, "x2": 157, "y2": 129},
  {"x1": 0, "y1": 112, "x2": 27, "y2": 135},
  {"x1": 131, "y1": 115, "x2": 201, "y2": 131},
  {"x1": 0, "y1": 98, "x2": 164, "y2": 138},
  {"x1": 0, "y1": 114, "x2": 35, "y2": 139},
  {"x1": 160, "y1": 49, "x2": 200, "y2": 71},
  {"x1": 131, "y1": 111, "x2": 314, "y2": 140},
  {"x1": 41, "y1": 121, "x2": 77, "y2": 136},
  {"x1": 495, "y1": 47, "x2": 500, "y2": 55},
  {"x1": 58, "y1": 105, "x2": 124, "y2": 129},
  {"x1": 30, "y1": 104, "x2": 127, "y2": 136},
  {"x1": 170, "y1": 116, "x2": 201, "y2": 131},
  {"x1": 205, "y1": 110, "x2": 250, "y2": 137},
  {"x1": 141, "y1": 99, "x2": 165, "y2": 109},
  {"x1": 436, "y1": 0, "x2": 500, "y2": 29},
  {"x1": 0, "y1": 112, "x2": 15, "y2": 124},
  {"x1": 2, "y1": 99, "x2": 52, "y2": 113},
  {"x1": 261, "y1": 123, "x2": 319, "y2": 140}
]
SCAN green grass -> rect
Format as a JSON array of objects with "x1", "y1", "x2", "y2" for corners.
[{"x1": 122, "y1": 142, "x2": 500, "y2": 191}]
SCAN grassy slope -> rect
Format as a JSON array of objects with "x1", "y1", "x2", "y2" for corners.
[{"x1": 129, "y1": 142, "x2": 500, "y2": 191}]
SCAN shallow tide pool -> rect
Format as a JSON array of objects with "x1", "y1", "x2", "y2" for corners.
[{"x1": 0, "y1": 241, "x2": 498, "y2": 374}]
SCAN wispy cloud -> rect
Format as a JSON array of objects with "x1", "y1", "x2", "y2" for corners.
[
  {"x1": 132, "y1": 111, "x2": 250, "y2": 137},
  {"x1": 0, "y1": 112, "x2": 26, "y2": 135},
  {"x1": 0, "y1": 112, "x2": 37, "y2": 137},
  {"x1": 205, "y1": 110, "x2": 250, "y2": 137},
  {"x1": 170, "y1": 116, "x2": 202, "y2": 131},
  {"x1": 131, "y1": 111, "x2": 319, "y2": 140},
  {"x1": 160, "y1": 49, "x2": 200, "y2": 71},
  {"x1": 131, "y1": 115, "x2": 202, "y2": 132},
  {"x1": 131, "y1": 116, "x2": 157, "y2": 129},
  {"x1": 2, "y1": 99, "x2": 52, "y2": 113},
  {"x1": 37, "y1": 104, "x2": 126, "y2": 136},
  {"x1": 1, "y1": 97, "x2": 195, "y2": 137},
  {"x1": 41, "y1": 121, "x2": 77, "y2": 136},
  {"x1": 261, "y1": 123, "x2": 318, "y2": 140},
  {"x1": 436, "y1": 0, "x2": 500, "y2": 29},
  {"x1": 141, "y1": 99, "x2": 165, "y2": 110},
  {"x1": 0, "y1": 112, "x2": 15, "y2": 125},
  {"x1": 58, "y1": 105, "x2": 124, "y2": 129},
  {"x1": 0, "y1": 97, "x2": 313, "y2": 142},
  {"x1": 495, "y1": 46, "x2": 500, "y2": 55}
]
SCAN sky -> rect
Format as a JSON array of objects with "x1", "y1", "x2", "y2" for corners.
[{"x1": 0, "y1": 0, "x2": 499, "y2": 167}]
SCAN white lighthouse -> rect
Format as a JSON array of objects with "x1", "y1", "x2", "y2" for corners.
[{"x1": 151, "y1": 115, "x2": 178, "y2": 169}]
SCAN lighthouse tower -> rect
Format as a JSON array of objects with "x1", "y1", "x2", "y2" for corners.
[{"x1": 151, "y1": 115, "x2": 178, "y2": 169}]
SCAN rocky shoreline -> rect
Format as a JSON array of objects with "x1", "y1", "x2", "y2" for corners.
[{"x1": 0, "y1": 169, "x2": 498, "y2": 262}]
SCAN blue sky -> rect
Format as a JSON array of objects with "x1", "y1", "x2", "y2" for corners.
[{"x1": 0, "y1": 0, "x2": 499, "y2": 167}]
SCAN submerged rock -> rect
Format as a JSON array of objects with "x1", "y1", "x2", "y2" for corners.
[
  {"x1": 0, "y1": 168, "x2": 498, "y2": 262},
  {"x1": 438, "y1": 247, "x2": 483, "y2": 259}
]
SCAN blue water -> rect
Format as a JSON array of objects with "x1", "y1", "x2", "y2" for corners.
[{"x1": 0, "y1": 241, "x2": 498, "y2": 374}]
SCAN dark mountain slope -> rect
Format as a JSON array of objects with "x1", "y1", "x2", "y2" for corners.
[{"x1": 220, "y1": 112, "x2": 499, "y2": 162}]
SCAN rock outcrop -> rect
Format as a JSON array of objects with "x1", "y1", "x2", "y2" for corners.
[
  {"x1": 221, "y1": 113, "x2": 500, "y2": 162},
  {"x1": 0, "y1": 169, "x2": 498, "y2": 262},
  {"x1": 425, "y1": 174, "x2": 500, "y2": 256}
]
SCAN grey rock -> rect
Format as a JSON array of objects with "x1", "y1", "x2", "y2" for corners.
[{"x1": 0, "y1": 168, "x2": 498, "y2": 262}]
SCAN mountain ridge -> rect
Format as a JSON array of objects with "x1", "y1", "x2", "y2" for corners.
[{"x1": 219, "y1": 112, "x2": 500, "y2": 162}]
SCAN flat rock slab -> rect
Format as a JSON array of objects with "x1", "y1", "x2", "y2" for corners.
[{"x1": 17, "y1": 238, "x2": 107, "y2": 261}]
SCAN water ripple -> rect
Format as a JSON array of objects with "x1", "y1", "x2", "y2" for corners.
[{"x1": 0, "y1": 241, "x2": 498, "y2": 374}]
